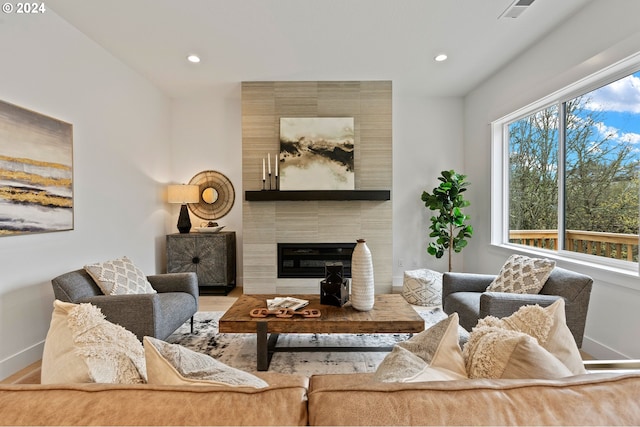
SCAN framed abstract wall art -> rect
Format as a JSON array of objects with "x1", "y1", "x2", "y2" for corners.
[
  {"x1": 0, "y1": 100, "x2": 73, "y2": 236},
  {"x1": 279, "y1": 117, "x2": 354, "y2": 190}
]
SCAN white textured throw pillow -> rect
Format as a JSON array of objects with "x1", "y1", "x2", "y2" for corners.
[
  {"x1": 41, "y1": 300, "x2": 146, "y2": 384},
  {"x1": 487, "y1": 254, "x2": 555, "y2": 294},
  {"x1": 476, "y1": 299, "x2": 586, "y2": 375},
  {"x1": 463, "y1": 326, "x2": 573, "y2": 379},
  {"x1": 374, "y1": 313, "x2": 468, "y2": 382},
  {"x1": 144, "y1": 337, "x2": 268, "y2": 388},
  {"x1": 84, "y1": 256, "x2": 156, "y2": 295}
]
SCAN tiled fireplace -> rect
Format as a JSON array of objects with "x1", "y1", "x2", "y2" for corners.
[{"x1": 241, "y1": 81, "x2": 392, "y2": 294}]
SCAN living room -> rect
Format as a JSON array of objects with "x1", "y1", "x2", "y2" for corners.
[{"x1": 1, "y1": 0, "x2": 640, "y2": 387}]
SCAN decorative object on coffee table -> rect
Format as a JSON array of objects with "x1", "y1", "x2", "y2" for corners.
[
  {"x1": 249, "y1": 308, "x2": 321, "y2": 318},
  {"x1": 350, "y1": 239, "x2": 374, "y2": 311},
  {"x1": 320, "y1": 261, "x2": 349, "y2": 307}
]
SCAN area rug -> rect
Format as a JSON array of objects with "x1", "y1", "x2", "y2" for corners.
[{"x1": 167, "y1": 307, "x2": 468, "y2": 376}]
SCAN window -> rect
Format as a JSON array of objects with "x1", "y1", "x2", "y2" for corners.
[{"x1": 494, "y1": 64, "x2": 640, "y2": 270}]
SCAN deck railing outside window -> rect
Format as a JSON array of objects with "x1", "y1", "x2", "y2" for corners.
[{"x1": 509, "y1": 230, "x2": 639, "y2": 262}]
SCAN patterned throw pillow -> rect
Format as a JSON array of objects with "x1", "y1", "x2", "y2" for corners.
[
  {"x1": 84, "y1": 256, "x2": 156, "y2": 295},
  {"x1": 144, "y1": 337, "x2": 268, "y2": 388},
  {"x1": 41, "y1": 300, "x2": 146, "y2": 384},
  {"x1": 487, "y1": 254, "x2": 555, "y2": 294},
  {"x1": 374, "y1": 313, "x2": 468, "y2": 382},
  {"x1": 402, "y1": 269, "x2": 442, "y2": 306}
]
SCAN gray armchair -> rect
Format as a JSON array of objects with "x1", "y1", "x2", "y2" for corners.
[
  {"x1": 443, "y1": 267, "x2": 593, "y2": 348},
  {"x1": 51, "y1": 269, "x2": 198, "y2": 341}
]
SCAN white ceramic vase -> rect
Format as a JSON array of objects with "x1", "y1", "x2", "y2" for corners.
[{"x1": 350, "y1": 239, "x2": 375, "y2": 311}]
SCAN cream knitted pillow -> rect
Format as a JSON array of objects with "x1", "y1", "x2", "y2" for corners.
[
  {"x1": 41, "y1": 300, "x2": 146, "y2": 384},
  {"x1": 487, "y1": 254, "x2": 555, "y2": 294},
  {"x1": 463, "y1": 326, "x2": 573, "y2": 379},
  {"x1": 477, "y1": 299, "x2": 586, "y2": 375}
]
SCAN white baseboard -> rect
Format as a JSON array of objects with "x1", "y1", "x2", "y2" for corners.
[
  {"x1": 0, "y1": 340, "x2": 44, "y2": 381},
  {"x1": 582, "y1": 336, "x2": 629, "y2": 360}
]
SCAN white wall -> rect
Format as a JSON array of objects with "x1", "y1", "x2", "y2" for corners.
[
  {"x1": 0, "y1": 12, "x2": 171, "y2": 379},
  {"x1": 464, "y1": 1, "x2": 640, "y2": 359},
  {"x1": 168, "y1": 86, "x2": 243, "y2": 274},
  {"x1": 392, "y1": 95, "x2": 464, "y2": 281}
]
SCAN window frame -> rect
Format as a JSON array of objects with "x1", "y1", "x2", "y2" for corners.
[{"x1": 491, "y1": 52, "x2": 640, "y2": 275}]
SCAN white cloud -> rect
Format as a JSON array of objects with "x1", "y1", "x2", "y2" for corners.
[
  {"x1": 593, "y1": 121, "x2": 640, "y2": 145},
  {"x1": 620, "y1": 132, "x2": 640, "y2": 144},
  {"x1": 584, "y1": 73, "x2": 640, "y2": 113},
  {"x1": 594, "y1": 121, "x2": 620, "y2": 139}
]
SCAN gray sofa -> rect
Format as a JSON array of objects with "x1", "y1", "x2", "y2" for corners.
[
  {"x1": 443, "y1": 266, "x2": 593, "y2": 347},
  {"x1": 51, "y1": 269, "x2": 198, "y2": 341}
]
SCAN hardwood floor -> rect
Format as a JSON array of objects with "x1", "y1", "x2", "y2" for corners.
[{"x1": 199, "y1": 286, "x2": 242, "y2": 311}]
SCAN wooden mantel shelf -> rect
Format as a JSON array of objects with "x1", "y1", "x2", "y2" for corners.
[{"x1": 245, "y1": 190, "x2": 390, "y2": 201}]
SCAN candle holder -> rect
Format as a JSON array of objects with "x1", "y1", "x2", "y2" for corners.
[
  {"x1": 262, "y1": 178, "x2": 266, "y2": 191},
  {"x1": 275, "y1": 175, "x2": 279, "y2": 191},
  {"x1": 268, "y1": 173, "x2": 272, "y2": 190}
]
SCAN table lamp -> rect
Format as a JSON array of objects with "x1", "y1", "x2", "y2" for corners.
[{"x1": 167, "y1": 184, "x2": 200, "y2": 233}]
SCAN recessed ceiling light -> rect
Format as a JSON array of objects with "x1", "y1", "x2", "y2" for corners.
[
  {"x1": 187, "y1": 54, "x2": 201, "y2": 63},
  {"x1": 434, "y1": 54, "x2": 448, "y2": 62}
]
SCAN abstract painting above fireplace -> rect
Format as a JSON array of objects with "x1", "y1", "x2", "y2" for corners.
[{"x1": 279, "y1": 117, "x2": 354, "y2": 191}]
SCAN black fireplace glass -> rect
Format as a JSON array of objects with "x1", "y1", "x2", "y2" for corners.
[{"x1": 277, "y1": 243, "x2": 355, "y2": 278}]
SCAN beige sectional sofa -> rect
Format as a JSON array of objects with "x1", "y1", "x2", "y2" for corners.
[
  {"x1": 308, "y1": 372, "x2": 640, "y2": 426},
  {"x1": 1, "y1": 371, "x2": 640, "y2": 425}
]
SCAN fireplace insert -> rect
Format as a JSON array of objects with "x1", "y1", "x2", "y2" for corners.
[{"x1": 277, "y1": 242, "x2": 356, "y2": 278}]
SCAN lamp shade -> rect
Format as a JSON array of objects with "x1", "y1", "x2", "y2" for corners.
[{"x1": 167, "y1": 184, "x2": 200, "y2": 204}]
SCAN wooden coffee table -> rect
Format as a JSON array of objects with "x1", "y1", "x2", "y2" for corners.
[{"x1": 219, "y1": 294, "x2": 425, "y2": 370}]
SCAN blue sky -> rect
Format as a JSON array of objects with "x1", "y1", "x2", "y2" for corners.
[{"x1": 584, "y1": 70, "x2": 640, "y2": 148}]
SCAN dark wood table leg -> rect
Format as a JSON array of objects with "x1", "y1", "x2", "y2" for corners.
[
  {"x1": 256, "y1": 321, "x2": 268, "y2": 371},
  {"x1": 256, "y1": 321, "x2": 280, "y2": 371}
]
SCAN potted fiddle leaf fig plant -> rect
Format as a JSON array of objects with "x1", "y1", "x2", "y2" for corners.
[{"x1": 421, "y1": 170, "x2": 473, "y2": 272}]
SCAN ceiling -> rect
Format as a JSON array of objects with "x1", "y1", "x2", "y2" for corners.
[{"x1": 48, "y1": 0, "x2": 593, "y2": 99}]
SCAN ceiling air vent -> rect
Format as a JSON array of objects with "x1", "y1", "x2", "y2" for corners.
[{"x1": 499, "y1": 0, "x2": 536, "y2": 19}]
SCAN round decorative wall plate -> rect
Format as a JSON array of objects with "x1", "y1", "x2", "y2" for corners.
[{"x1": 188, "y1": 170, "x2": 235, "y2": 220}]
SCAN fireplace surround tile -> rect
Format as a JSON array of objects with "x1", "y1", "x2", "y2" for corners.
[{"x1": 242, "y1": 81, "x2": 392, "y2": 295}]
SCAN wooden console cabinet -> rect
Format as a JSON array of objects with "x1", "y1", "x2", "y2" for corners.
[{"x1": 166, "y1": 232, "x2": 236, "y2": 295}]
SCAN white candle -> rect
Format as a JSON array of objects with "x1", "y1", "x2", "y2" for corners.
[
  {"x1": 268, "y1": 153, "x2": 271, "y2": 174},
  {"x1": 262, "y1": 158, "x2": 265, "y2": 180},
  {"x1": 275, "y1": 153, "x2": 278, "y2": 177}
]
